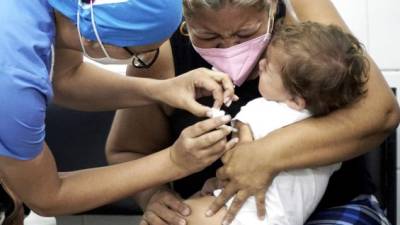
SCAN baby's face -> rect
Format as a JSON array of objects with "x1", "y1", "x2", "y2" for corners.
[{"x1": 258, "y1": 46, "x2": 292, "y2": 102}]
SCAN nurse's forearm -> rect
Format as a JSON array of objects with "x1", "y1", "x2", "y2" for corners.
[
  {"x1": 53, "y1": 155, "x2": 178, "y2": 215},
  {"x1": 107, "y1": 152, "x2": 175, "y2": 210},
  {"x1": 1, "y1": 146, "x2": 187, "y2": 217},
  {"x1": 52, "y1": 62, "x2": 162, "y2": 111},
  {"x1": 106, "y1": 149, "x2": 167, "y2": 209}
]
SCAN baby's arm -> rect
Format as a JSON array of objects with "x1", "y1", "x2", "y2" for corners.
[
  {"x1": 182, "y1": 121, "x2": 254, "y2": 225},
  {"x1": 184, "y1": 196, "x2": 227, "y2": 225},
  {"x1": 221, "y1": 121, "x2": 254, "y2": 164},
  {"x1": 196, "y1": 121, "x2": 254, "y2": 197},
  {"x1": 235, "y1": 121, "x2": 254, "y2": 143}
]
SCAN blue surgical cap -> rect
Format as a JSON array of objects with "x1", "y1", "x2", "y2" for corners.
[{"x1": 48, "y1": 0, "x2": 182, "y2": 47}]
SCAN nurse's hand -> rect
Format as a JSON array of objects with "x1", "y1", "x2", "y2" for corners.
[
  {"x1": 155, "y1": 68, "x2": 238, "y2": 117},
  {"x1": 169, "y1": 115, "x2": 238, "y2": 174},
  {"x1": 141, "y1": 116, "x2": 238, "y2": 225}
]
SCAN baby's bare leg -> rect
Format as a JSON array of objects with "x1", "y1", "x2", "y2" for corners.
[{"x1": 184, "y1": 196, "x2": 226, "y2": 225}]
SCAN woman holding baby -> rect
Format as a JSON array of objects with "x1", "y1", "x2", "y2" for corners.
[{"x1": 106, "y1": 0, "x2": 399, "y2": 224}]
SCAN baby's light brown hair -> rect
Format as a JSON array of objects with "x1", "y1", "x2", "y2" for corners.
[{"x1": 269, "y1": 22, "x2": 369, "y2": 116}]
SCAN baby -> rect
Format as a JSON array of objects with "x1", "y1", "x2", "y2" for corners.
[{"x1": 205, "y1": 21, "x2": 369, "y2": 225}]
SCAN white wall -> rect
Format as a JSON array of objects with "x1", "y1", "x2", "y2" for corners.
[{"x1": 332, "y1": 0, "x2": 399, "y2": 223}]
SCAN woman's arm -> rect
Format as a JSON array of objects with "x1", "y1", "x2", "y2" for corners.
[
  {"x1": 262, "y1": 0, "x2": 400, "y2": 173},
  {"x1": 208, "y1": 1, "x2": 400, "y2": 224}
]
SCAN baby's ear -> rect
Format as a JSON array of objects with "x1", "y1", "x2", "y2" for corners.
[{"x1": 286, "y1": 96, "x2": 306, "y2": 111}]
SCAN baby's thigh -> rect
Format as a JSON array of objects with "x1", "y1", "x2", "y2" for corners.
[{"x1": 184, "y1": 196, "x2": 226, "y2": 225}]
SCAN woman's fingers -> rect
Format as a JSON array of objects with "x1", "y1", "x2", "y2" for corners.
[
  {"x1": 206, "y1": 137, "x2": 238, "y2": 163},
  {"x1": 205, "y1": 70, "x2": 236, "y2": 109},
  {"x1": 206, "y1": 183, "x2": 237, "y2": 217},
  {"x1": 139, "y1": 220, "x2": 149, "y2": 225},
  {"x1": 255, "y1": 190, "x2": 267, "y2": 220},
  {"x1": 142, "y1": 191, "x2": 189, "y2": 225},
  {"x1": 153, "y1": 204, "x2": 187, "y2": 225},
  {"x1": 194, "y1": 126, "x2": 233, "y2": 149},
  {"x1": 219, "y1": 77, "x2": 237, "y2": 108},
  {"x1": 224, "y1": 137, "x2": 239, "y2": 153},
  {"x1": 192, "y1": 70, "x2": 226, "y2": 110},
  {"x1": 198, "y1": 130, "x2": 239, "y2": 156},
  {"x1": 170, "y1": 68, "x2": 235, "y2": 117},
  {"x1": 186, "y1": 116, "x2": 231, "y2": 138},
  {"x1": 221, "y1": 191, "x2": 250, "y2": 225},
  {"x1": 171, "y1": 116, "x2": 233, "y2": 172},
  {"x1": 193, "y1": 68, "x2": 236, "y2": 110},
  {"x1": 183, "y1": 100, "x2": 213, "y2": 118},
  {"x1": 162, "y1": 194, "x2": 191, "y2": 217},
  {"x1": 142, "y1": 211, "x2": 168, "y2": 225},
  {"x1": 221, "y1": 144, "x2": 236, "y2": 164}
]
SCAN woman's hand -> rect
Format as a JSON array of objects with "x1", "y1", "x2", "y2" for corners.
[
  {"x1": 208, "y1": 144, "x2": 277, "y2": 225},
  {"x1": 206, "y1": 122, "x2": 275, "y2": 225},
  {"x1": 154, "y1": 68, "x2": 238, "y2": 117},
  {"x1": 140, "y1": 189, "x2": 190, "y2": 225},
  {"x1": 169, "y1": 115, "x2": 238, "y2": 174}
]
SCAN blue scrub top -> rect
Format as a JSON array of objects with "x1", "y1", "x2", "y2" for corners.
[{"x1": 0, "y1": 0, "x2": 55, "y2": 160}]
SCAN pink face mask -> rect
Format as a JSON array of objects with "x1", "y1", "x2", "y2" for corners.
[
  {"x1": 193, "y1": 34, "x2": 272, "y2": 86},
  {"x1": 192, "y1": 1, "x2": 277, "y2": 87}
]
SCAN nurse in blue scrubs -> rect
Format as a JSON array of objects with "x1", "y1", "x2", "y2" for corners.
[{"x1": 0, "y1": 0, "x2": 236, "y2": 220}]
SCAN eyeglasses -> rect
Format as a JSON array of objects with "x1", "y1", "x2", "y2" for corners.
[{"x1": 123, "y1": 47, "x2": 160, "y2": 69}]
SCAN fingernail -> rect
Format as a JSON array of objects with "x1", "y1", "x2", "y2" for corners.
[
  {"x1": 225, "y1": 100, "x2": 232, "y2": 107},
  {"x1": 182, "y1": 208, "x2": 190, "y2": 216},
  {"x1": 223, "y1": 96, "x2": 230, "y2": 103},
  {"x1": 222, "y1": 220, "x2": 230, "y2": 225},
  {"x1": 179, "y1": 220, "x2": 186, "y2": 225},
  {"x1": 208, "y1": 108, "x2": 225, "y2": 118},
  {"x1": 206, "y1": 210, "x2": 213, "y2": 217},
  {"x1": 230, "y1": 137, "x2": 239, "y2": 143},
  {"x1": 221, "y1": 115, "x2": 231, "y2": 122}
]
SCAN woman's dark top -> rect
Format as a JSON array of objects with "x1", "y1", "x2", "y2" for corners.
[{"x1": 168, "y1": 2, "x2": 374, "y2": 209}]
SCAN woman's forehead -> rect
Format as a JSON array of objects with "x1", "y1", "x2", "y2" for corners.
[{"x1": 188, "y1": 6, "x2": 268, "y2": 33}]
